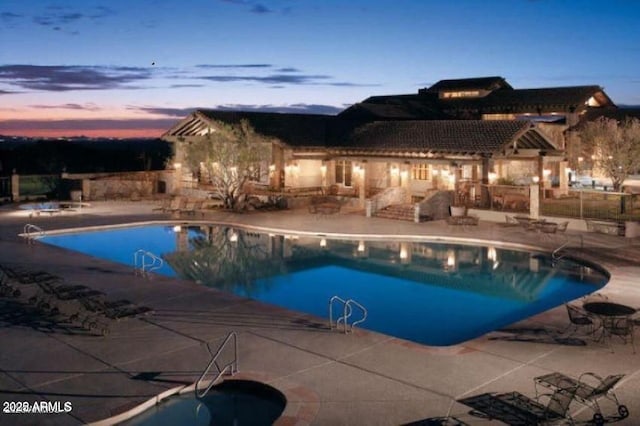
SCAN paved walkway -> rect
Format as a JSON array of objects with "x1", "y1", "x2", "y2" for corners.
[{"x1": 0, "y1": 201, "x2": 639, "y2": 425}]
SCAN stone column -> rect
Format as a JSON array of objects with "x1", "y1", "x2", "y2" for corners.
[
  {"x1": 358, "y1": 164, "x2": 366, "y2": 208},
  {"x1": 530, "y1": 182, "x2": 540, "y2": 219},
  {"x1": 558, "y1": 160, "x2": 569, "y2": 196},
  {"x1": 11, "y1": 172, "x2": 19, "y2": 202}
]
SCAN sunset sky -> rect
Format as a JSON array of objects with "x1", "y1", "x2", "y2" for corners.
[{"x1": 1, "y1": 0, "x2": 639, "y2": 138}]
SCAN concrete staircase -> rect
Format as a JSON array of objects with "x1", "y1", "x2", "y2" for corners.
[{"x1": 374, "y1": 203, "x2": 415, "y2": 221}]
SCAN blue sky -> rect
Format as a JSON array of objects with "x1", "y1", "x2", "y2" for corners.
[{"x1": 1, "y1": 0, "x2": 639, "y2": 137}]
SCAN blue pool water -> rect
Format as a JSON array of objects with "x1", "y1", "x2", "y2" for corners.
[{"x1": 40, "y1": 224, "x2": 608, "y2": 346}]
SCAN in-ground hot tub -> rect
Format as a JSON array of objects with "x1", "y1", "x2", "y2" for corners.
[{"x1": 122, "y1": 380, "x2": 287, "y2": 426}]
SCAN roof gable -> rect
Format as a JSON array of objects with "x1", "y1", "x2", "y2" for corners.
[{"x1": 163, "y1": 109, "x2": 332, "y2": 147}]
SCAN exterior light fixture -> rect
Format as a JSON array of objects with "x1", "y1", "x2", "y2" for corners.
[
  {"x1": 320, "y1": 238, "x2": 327, "y2": 248},
  {"x1": 229, "y1": 231, "x2": 238, "y2": 242},
  {"x1": 172, "y1": 225, "x2": 181, "y2": 233},
  {"x1": 268, "y1": 164, "x2": 276, "y2": 172},
  {"x1": 532, "y1": 176, "x2": 540, "y2": 183}
]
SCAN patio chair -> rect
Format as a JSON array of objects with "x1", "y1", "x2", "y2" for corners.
[
  {"x1": 563, "y1": 304, "x2": 596, "y2": 336},
  {"x1": 534, "y1": 372, "x2": 628, "y2": 425},
  {"x1": 606, "y1": 317, "x2": 635, "y2": 353}
]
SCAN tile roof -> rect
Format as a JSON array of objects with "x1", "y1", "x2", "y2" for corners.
[
  {"x1": 576, "y1": 107, "x2": 640, "y2": 126},
  {"x1": 340, "y1": 84, "x2": 614, "y2": 120},
  {"x1": 197, "y1": 110, "x2": 331, "y2": 147},
  {"x1": 330, "y1": 120, "x2": 556, "y2": 155},
  {"x1": 479, "y1": 86, "x2": 610, "y2": 113}
]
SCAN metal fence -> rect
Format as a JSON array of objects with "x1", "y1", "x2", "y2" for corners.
[
  {"x1": 540, "y1": 189, "x2": 640, "y2": 221},
  {"x1": 19, "y1": 174, "x2": 60, "y2": 197}
]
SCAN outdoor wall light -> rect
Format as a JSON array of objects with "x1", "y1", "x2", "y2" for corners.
[
  {"x1": 172, "y1": 225, "x2": 181, "y2": 233},
  {"x1": 532, "y1": 176, "x2": 540, "y2": 183},
  {"x1": 229, "y1": 231, "x2": 238, "y2": 242},
  {"x1": 578, "y1": 156, "x2": 584, "y2": 162},
  {"x1": 173, "y1": 162, "x2": 182, "y2": 169},
  {"x1": 357, "y1": 240, "x2": 366, "y2": 252},
  {"x1": 320, "y1": 238, "x2": 327, "y2": 248},
  {"x1": 268, "y1": 164, "x2": 276, "y2": 172},
  {"x1": 543, "y1": 169, "x2": 551, "y2": 178}
]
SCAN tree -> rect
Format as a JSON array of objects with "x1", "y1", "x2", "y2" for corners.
[
  {"x1": 183, "y1": 119, "x2": 272, "y2": 210},
  {"x1": 578, "y1": 117, "x2": 640, "y2": 191}
]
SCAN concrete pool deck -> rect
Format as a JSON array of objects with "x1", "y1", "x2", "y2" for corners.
[{"x1": 0, "y1": 201, "x2": 639, "y2": 425}]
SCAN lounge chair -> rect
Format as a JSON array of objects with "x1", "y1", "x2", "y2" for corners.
[
  {"x1": 534, "y1": 372, "x2": 628, "y2": 424},
  {"x1": 458, "y1": 390, "x2": 574, "y2": 425}
]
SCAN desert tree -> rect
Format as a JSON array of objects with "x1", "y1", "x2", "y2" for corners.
[
  {"x1": 184, "y1": 119, "x2": 272, "y2": 210},
  {"x1": 577, "y1": 117, "x2": 640, "y2": 191}
]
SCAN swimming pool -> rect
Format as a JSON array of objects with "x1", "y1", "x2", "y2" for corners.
[{"x1": 40, "y1": 224, "x2": 608, "y2": 346}]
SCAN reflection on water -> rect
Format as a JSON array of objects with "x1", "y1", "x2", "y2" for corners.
[
  {"x1": 163, "y1": 225, "x2": 605, "y2": 302},
  {"x1": 41, "y1": 224, "x2": 608, "y2": 345}
]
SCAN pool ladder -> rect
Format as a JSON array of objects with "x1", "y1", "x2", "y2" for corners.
[
  {"x1": 329, "y1": 296, "x2": 368, "y2": 334},
  {"x1": 195, "y1": 331, "x2": 238, "y2": 398},
  {"x1": 23, "y1": 223, "x2": 45, "y2": 244},
  {"x1": 133, "y1": 249, "x2": 164, "y2": 277}
]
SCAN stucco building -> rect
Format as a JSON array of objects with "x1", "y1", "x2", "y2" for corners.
[{"x1": 162, "y1": 76, "x2": 617, "y2": 213}]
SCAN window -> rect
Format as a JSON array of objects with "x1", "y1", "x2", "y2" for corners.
[
  {"x1": 411, "y1": 163, "x2": 429, "y2": 181},
  {"x1": 335, "y1": 160, "x2": 352, "y2": 186},
  {"x1": 441, "y1": 90, "x2": 480, "y2": 99}
]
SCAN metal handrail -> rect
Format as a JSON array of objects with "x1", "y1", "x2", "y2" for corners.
[
  {"x1": 329, "y1": 295, "x2": 348, "y2": 331},
  {"x1": 346, "y1": 299, "x2": 368, "y2": 331},
  {"x1": 329, "y1": 295, "x2": 367, "y2": 334},
  {"x1": 23, "y1": 224, "x2": 45, "y2": 243},
  {"x1": 195, "y1": 332, "x2": 238, "y2": 398},
  {"x1": 133, "y1": 249, "x2": 164, "y2": 276},
  {"x1": 552, "y1": 234, "x2": 584, "y2": 264}
]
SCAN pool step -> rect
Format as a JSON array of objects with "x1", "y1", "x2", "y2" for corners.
[{"x1": 374, "y1": 204, "x2": 415, "y2": 221}]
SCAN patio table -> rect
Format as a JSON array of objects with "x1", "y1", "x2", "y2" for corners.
[{"x1": 583, "y1": 302, "x2": 637, "y2": 343}]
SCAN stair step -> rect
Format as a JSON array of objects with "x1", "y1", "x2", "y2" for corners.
[{"x1": 374, "y1": 204, "x2": 415, "y2": 221}]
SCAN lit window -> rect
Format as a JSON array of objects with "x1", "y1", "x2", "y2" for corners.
[
  {"x1": 335, "y1": 160, "x2": 352, "y2": 186},
  {"x1": 411, "y1": 163, "x2": 429, "y2": 181}
]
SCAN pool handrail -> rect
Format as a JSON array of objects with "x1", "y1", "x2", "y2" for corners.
[
  {"x1": 346, "y1": 299, "x2": 368, "y2": 331},
  {"x1": 195, "y1": 331, "x2": 238, "y2": 398},
  {"x1": 23, "y1": 223, "x2": 45, "y2": 243},
  {"x1": 133, "y1": 249, "x2": 164, "y2": 277},
  {"x1": 329, "y1": 295, "x2": 367, "y2": 334}
]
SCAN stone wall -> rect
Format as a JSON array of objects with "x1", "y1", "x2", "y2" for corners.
[{"x1": 83, "y1": 171, "x2": 162, "y2": 200}]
